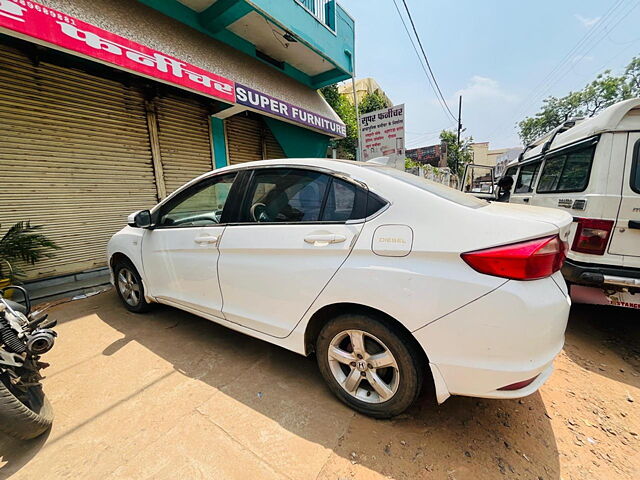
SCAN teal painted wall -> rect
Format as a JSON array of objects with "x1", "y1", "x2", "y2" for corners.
[
  {"x1": 211, "y1": 117, "x2": 229, "y2": 168},
  {"x1": 263, "y1": 117, "x2": 330, "y2": 158},
  {"x1": 136, "y1": 0, "x2": 353, "y2": 87},
  {"x1": 249, "y1": 0, "x2": 355, "y2": 77}
]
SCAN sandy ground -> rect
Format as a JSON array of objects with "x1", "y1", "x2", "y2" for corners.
[{"x1": 0, "y1": 290, "x2": 638, "y2": 480}]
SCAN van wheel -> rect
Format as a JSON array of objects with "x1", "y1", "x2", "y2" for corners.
[
  {"x1": 114, "y1": 261, "x2": 150, "y2": 313},
  {"x1": 316, "y1": 313, "x2": 424, "y2": 418}
]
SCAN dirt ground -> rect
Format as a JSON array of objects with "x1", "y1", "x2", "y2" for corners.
[{"x1": 0, "y1": 290, "x2": 638, "y2": 480}]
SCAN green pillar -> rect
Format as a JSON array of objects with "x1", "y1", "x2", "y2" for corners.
[{"x1": 211, "y1": 117, "x2": 228, "y2": 169}]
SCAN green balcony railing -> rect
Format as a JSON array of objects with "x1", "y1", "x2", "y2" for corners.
[{"x1": 295, "y1": 0, "x2": 336, "y2": 31}]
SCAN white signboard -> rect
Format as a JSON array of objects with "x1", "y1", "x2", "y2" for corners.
[{"x1": 359, "y1": 104, "x2": 405, "y2": 169}]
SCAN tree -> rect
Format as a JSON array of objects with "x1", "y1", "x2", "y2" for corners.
[
  {"x1": 359, "y1": 90, "x2": 391, "y2": 114},
  {"x1": 517, "y1": 56, "x2": 640, "y2": 145},
  {"x1": 440, "y1": 129, "x2": 473, "y2": 176},
  {"x1": 320, "y1": 86, "x2": 393, "y2": 159},
  {"x1": 320, "y1": 85, "x2": 358, "y2": 159}
]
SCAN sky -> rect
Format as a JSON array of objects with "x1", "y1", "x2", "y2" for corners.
[{"x1": 341, "y1": 0, "x2": 640, "y2": 149}]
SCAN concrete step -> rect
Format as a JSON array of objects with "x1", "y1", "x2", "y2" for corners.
[{"x1": 23, "y1": 267, "x2": 112, "y2": 305}]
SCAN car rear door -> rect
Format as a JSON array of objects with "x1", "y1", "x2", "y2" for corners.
[
  {"x1": 609, "y1": 133, "x2": 640, "y2": 259},
  {"x1": 141, "y1": 172, "x2": 238, "y2": 317},
  {"x1": 217, "y1": 167, "x2": 365, "y2": 338}
]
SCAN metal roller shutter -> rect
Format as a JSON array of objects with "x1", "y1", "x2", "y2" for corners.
[
  {"x1": 0, "y1": 44, "x2": 158, "y2": 280},
  {"x1": 264, "y1": 125, "x2": 285, "y2": 160},
  {"x1": 226, "y1": 113, "x2": 263, "y2": 165},
  {"x1": 155, "y1": 95, "x2": 214, "y2": 195},
  {"x1": 226, "y1": 112, "x2": 285, "y2": 164}
]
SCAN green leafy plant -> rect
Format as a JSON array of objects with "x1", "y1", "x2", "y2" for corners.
[
  {"x1": 0, "y1": 221, "x2": 59, "y2": 282},
  {"x1": 405, "y1": 158, "x2": 422, "y2": 169}
]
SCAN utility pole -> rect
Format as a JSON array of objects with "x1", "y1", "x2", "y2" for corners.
[
  {"x1": 351, "y1": 76, "x2": 362, "y2": 161},
  {"x1": 455, "y1": 95, "x2": 462, "y2": 174}
]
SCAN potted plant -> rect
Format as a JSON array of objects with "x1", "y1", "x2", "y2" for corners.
[{"x1": 0, "y1": 221, "x2": 59, "y2": 295}]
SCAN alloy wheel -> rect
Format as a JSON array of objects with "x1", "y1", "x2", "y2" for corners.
[
  {"x1": 117, "y1": 267, "x2": 140, "y2": 307},
  {"x1": 327, "y1": 329, "x2": 400, "y2": 403}
]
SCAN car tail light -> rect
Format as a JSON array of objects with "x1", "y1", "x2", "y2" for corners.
[
  {"x1": 497, "y1": 375, "x2": 539, "y2": 391},
  {"x1": 461, "y1": 235, "x2": 567, "y2": 281},
  {"x1": 571, "y1": 218, "x2": 614, "y2": 255}
]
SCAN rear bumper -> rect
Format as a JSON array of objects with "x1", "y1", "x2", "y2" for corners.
[
  {"x1": 414, "y1": 274, "x2": 570, "y2": 402},
  {"x1": 562, "y1": 259, "x2": 640, "y2": 289}
]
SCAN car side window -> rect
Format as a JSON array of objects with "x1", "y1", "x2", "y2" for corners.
[
  {"x1": 242, "y1": 169, "x2": 330, "y2": 223},
  {"x1": 632, "y1": 140, "x2": 640, "y2": 194},
  {"x1": 515, "y1": 161, "x2": 541, "y2": 193},
  {"x1": 159, "y1": 173, "x2": 236, "y2": 227},
  {"x1": 537, "y1": 144, "x2": 595, "y2": 193},
  {"x1": 504, "y1": 166, "x2": 518, "y2": 183},
  {"x1": 322, "y1": 178, "x2": 357, "y2": 221}
]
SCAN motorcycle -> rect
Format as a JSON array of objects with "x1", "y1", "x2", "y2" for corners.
[{"x1": 0, "y1": 286, "x2": 57, "y2": 439}]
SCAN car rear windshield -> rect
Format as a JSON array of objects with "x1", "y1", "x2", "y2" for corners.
[{"x1": 363, "y1": 165, "x2": 487, "y2": 208}]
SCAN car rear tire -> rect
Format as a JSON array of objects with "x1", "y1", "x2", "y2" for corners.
[
  {"x1": 316, "y1": 313, "x2": 425, "y2": 418},
  {"x1": 114, "y1": 260, "x2": 150, "y2": 313}
]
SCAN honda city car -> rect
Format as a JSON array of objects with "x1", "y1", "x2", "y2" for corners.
[{"x1": 107, "y1": 158, "x2": 572, "y2": 417}]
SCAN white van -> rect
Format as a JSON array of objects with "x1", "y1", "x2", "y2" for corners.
[{"x1": 466, "y1": 98, "x2": 640, "y2": 310}]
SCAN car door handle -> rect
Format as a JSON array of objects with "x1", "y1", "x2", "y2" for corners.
[
  {"x1": 523, "y1": 198, "x2": 530, "y2": 203},
  {"x1": 630, "y1": 220, "x2": 640, "y2": 230},
  {"x1": 194, "y1": 235, "x2": 219, "y2": 244},
  {"x1": 304, "y1": 234, "x2": 347, "y2": 245}
]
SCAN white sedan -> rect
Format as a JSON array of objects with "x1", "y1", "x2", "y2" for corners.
[{"x1": 107, "y1": 158, "x2": 572, "y2": 417}]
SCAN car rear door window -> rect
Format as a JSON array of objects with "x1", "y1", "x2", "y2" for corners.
[
  {"x1": 322, "y1": 178, "x2": 357, "y2": 221},
  {"x1": 515, "y1": 161, "x2": 541, "y2": 193},
  {"x1": 242, "y1": 169, "x2": 330, "y2": 223},
  {"x1": 537, "y1": 144, "x2": 595, "y2": 193}
]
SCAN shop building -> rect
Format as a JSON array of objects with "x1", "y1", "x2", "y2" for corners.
[{"x1": 0, "y1": 0, "x2": 353, "y2": 281}]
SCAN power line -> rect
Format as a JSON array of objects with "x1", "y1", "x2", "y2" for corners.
[
  {"x1": 487, "y1": 0, "x2": 633, "y2": 141},
  {"x1": 392, "y1": 0, "x2": 457, "y2": 123},
  {"x1": 399, "y1": 0, "x2": 457, "y2": 122}
]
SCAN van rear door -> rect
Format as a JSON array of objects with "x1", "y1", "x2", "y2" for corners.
[{"x1": 608, "y1": 133, "x2": 640, "y2": 259}]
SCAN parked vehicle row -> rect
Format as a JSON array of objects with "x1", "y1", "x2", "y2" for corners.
[
  {"x1": 463, "y1": 98, "x2": 640, "y2": 310},
  {"x1": 108, "y1": 158, "x2": 572, "y2": 417}
]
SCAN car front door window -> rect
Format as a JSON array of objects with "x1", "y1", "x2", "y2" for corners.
[{"x1": 159, "y1": 174, "x2": 236, "y2": 227}]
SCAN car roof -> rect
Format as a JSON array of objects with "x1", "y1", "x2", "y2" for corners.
[{"x1": 158, "y1": 157, "x2": 487, "y2": 211}]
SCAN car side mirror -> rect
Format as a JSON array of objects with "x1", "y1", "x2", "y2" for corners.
[{"x1": 127, "y1": 210, "x2": 153, "y2": 229}]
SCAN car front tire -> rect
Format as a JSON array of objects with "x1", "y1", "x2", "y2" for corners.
[
  {"x1": 114, "y1": 260, "x2": 150, "y2": 313},
  {"x1": 316, "y1": 313, "x2": 425, "y2": 418}
]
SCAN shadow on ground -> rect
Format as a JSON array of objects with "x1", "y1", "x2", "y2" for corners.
[
  {"x1": 0, "y1": 429, "x2": 50, "y2": 478},
  {"x1": 564, "y1": 303, "x2": 640, "y2": 388},
  {"x1": 73, "y1": 291, "x2": 561, "y2": 479}
]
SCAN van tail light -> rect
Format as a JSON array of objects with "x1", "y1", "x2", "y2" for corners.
[
  {"x1": 461, "y1": 235, "x2": 567, "y2": 281},
  {"x1": 571, "y1": 218, "x2": 614, "y2": 255}
]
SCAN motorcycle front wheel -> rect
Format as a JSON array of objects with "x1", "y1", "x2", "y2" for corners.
[{"x1": 0, "y1": 376, "x2": 53, "y2": 440}]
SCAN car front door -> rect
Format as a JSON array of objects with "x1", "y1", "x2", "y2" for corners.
[
  {"x1": 510, "y1": 160, "x2": 542, "y2": 205},
  {"x1": 609, "y1": 133, "x2": 640, "y2": 258},
  {"x1": 141, "y1": 172, "x2": 237, "y2": 317},
  {"x1": 217, "y1": 167, "x2": 365, "y2": 337}
]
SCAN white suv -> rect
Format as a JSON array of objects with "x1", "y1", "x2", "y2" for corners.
[
  {"x1": 497, "y1": 98, "x2": 640, "y2": 310},
  {"x1": 108, "y1": 159, "x2": 572, "y2": 417}
]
